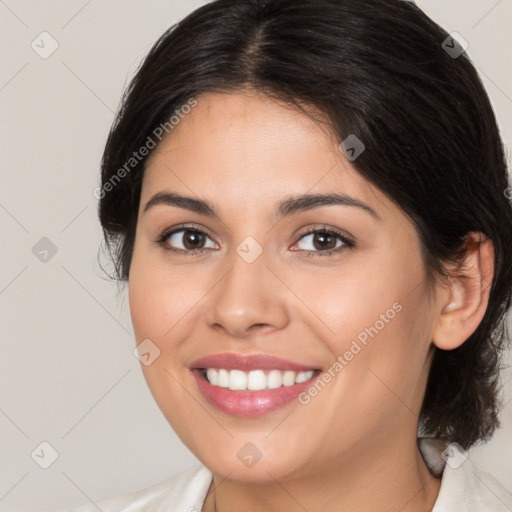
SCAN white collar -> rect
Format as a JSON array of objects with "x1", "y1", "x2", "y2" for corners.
[{"x1": 418, "y1": 436, "x2": 512, "y2": 511}]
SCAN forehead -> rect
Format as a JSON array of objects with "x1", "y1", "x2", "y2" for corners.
[
  {"x1": 145, "y1": 90, "x2": 336, "y2": 170},
  {"x1": 141, "y1": 91, "x2": 391, "y2": 218}
]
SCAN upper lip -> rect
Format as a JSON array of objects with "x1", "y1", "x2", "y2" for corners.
[{"x1": 189, "y1": 353, "x2": 319, "y2": 372}]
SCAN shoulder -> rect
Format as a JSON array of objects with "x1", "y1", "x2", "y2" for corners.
[
  {"x1": 67, "y1": 464, "x2": 213, "y2": 512},
  {"x1": 419, "y1": 437, "x2": 512, "y2": 511}
]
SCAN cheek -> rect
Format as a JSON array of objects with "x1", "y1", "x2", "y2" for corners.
[
  {"x1": 128, "y1": 254, "x2": 204, "y2": 439},
  {"x1": 293, "y1": 252, "x2": 430, "y2": 387},
  {"x1": 128, "y1": 248, "x2": 208, "y2": 343},
  {"x1": 288, "y1": 263, "x2": 403, "y2": 348}
]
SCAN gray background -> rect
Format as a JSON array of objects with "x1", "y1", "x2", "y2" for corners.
[{"x1": 0, "y1": 1, "x2": 511, "y2": 510}]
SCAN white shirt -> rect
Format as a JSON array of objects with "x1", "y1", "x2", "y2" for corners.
[{"x1": 69, "y1": 437, "x2": 512, "y2": 511}]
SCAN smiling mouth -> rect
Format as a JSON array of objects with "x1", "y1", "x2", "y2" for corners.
[
  {"x1": 198, "y1": 368, "x2": 321, "y2": 391},
  {"x1": 189, "y1": 353, "x2": 323, "y2": 416}
]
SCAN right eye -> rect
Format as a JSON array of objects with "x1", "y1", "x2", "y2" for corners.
[{"x1": 156, "y1": 226, "x2": 219, "y2": 254}]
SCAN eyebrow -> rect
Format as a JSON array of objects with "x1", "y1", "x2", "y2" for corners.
[{"x1": 143, "y1": 191, "x2": 380, "y2": 220}]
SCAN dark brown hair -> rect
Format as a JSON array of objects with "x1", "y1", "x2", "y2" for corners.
[{"x1": 97, "y1": 0, "x2": 512, "y2": 450}]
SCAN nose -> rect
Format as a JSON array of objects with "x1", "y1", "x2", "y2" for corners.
[{"x1": 204, "y1": 246, "x2": 290, "y2": 338}]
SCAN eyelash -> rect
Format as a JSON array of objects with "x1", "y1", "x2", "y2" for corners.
[{"x1": 154, "y1": 224, "x2": 355, "y2": 258}]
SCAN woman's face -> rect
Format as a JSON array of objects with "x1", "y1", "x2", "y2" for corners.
[{"x1": 128, "y1": 90, "x2": 440, "y2": 482}]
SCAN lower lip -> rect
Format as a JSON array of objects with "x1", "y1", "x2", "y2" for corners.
[{"x1": 191, "y1": 369, "x2": 319, "y2": 417}]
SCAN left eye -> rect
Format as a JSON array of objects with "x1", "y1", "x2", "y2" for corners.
[{"x1": 292, "y1": 229, "x2": 351, "y2": 253}]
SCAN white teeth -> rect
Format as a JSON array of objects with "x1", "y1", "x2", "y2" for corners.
[
  {"x1": 267, "y1": 369, "x2": 283, "y2": 389},
  {"x1": 296, "y1": 370, "x2": 314, "y2": 383},
  {"x1": 218, "y1": 369, "x2": 229, "y2": 387},
  {"x1": 203, "y1": 368, "x2": 316, "y2": 390},
  {"x1": 282, "y1": 370, "x2": 296, "y2": 386},
  {"x1": 206, "y1": 368, "x2": 218, "y2": 386},
  {"x1": 247, "y1": 370, "x2": 267, "y2": 390},
  {"x1": 229, "y1": 369, "x2": 247, "y2": 390}
]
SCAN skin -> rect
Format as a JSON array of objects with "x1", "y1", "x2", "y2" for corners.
[{"x1": 128, "y1": 90, "x2": 494, "y2": 512}]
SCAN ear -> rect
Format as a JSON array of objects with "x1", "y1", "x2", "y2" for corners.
[{"x1": 432, "y1": 232, "x2": 494, "y2": 350}]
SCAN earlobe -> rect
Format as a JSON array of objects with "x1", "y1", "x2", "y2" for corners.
[{"x1": 432, "y1": 232, "x2": 494, "y2": 351}]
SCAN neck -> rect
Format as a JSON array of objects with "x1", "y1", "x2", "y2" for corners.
[{"x1": 202, "y1": 435, "x2": 442, "y2": 512}]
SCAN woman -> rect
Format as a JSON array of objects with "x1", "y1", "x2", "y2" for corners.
[{"x1": 74, "y1": 0, "x2": 512, "y2": 510}]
